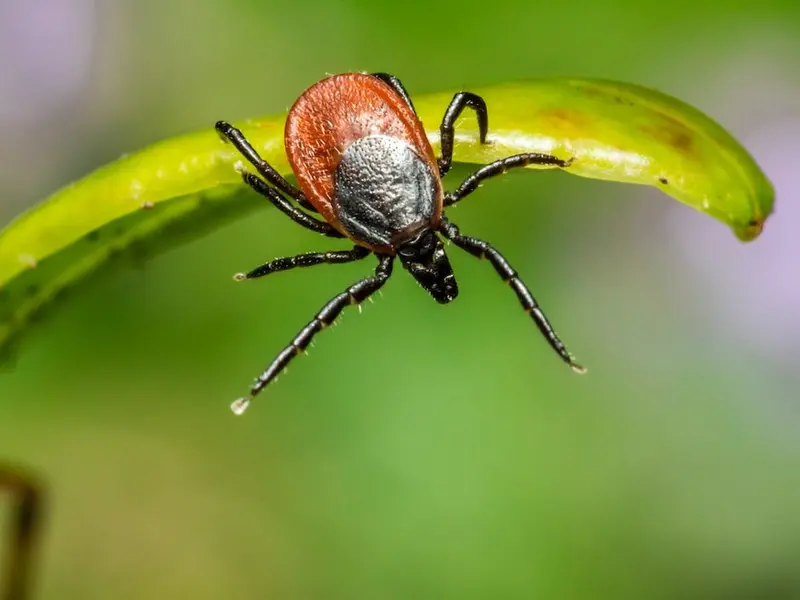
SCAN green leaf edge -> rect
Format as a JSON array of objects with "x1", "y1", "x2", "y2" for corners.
[{"x1": 0, "y1": 77, "x2": 775, "y2": 366}]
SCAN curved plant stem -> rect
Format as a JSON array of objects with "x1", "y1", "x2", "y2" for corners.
[{"x1": 0, "y1": 77, "x2": 775, "y2": 366}]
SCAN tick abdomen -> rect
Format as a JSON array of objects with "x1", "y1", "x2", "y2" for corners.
[{"x1": 334, "y1": 135, "x2": 439, "y2": 249}]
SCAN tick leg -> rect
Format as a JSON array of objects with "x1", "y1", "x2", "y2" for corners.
[
  {"x1": 444, "y1": 153, "x2": 573, "y2": 207},
  {"x1": 371, "y1": 73, "x2": 417, "y2": 114},
  {"x1": 231, "y1": 254, "x2": 394, "y2": 414},
  {"x1": 234, "y1": 246, "x2": 370, "y2": 281},
  {"x1": 242, "y1": 172, "x2": 344, "y2": 238},
  {"x1": 1, "y1": 464, "x2": 44, "y2": 600},
  {"x1": 215, "y1": 120, "x2": 317, "y2": 212},
  {"x1": 439, "y1": 217, "x2": 585, "y2": 374},
  {"x1": 438, "y1": 92, "x2": 489, "y2": 177}
]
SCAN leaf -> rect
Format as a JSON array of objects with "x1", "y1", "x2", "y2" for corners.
[{"x1": 0, "y1": 77, "x2": 775, "y2": 366}]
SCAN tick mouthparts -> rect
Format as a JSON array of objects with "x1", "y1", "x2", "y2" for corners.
[{"x1": 231, "y1": 397, "x2": 252, "y2": 415}]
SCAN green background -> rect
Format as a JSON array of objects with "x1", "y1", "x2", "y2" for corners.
[{"x1": 1, "y1": 0, "x2": 798, "y2": 598}]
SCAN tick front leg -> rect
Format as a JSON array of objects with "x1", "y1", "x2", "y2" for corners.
[
  {"x1": 231, "y1": 254, "x2": 394, "y2": 414},
  {"x1": 438, "y1": 92, "x2": 489, "y2": 177},
  {"x1": 242, "y1": 172, "x2": 344, "y2": 238},
  {"x1": 215, "y1": 120, "x2": 316, "y2": 212},
  {"x1": 1, "y1": 465, "x2": 44, "y2": 600},
  {"x1": 233, "y1": 246, "x2": 370, "y2": 281},
  {"x1": 439, "y1": 217, "x2": 585, "y2": 374},
  {"x1": 444, "y1": 153, "x2": 573, "y2": 207}
]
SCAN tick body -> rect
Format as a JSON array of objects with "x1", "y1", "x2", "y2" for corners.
[
  {"x1": 286, "y1": 74, "x2": 443, "y2": 253},
  {"x1": 216, "y1": 72, "x2": 585, "y2": 414}
]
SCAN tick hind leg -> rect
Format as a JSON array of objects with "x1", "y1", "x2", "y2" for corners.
[
  {"x1": 439, "y1": 217, "x2": 585, "y2": 374},
  {"x1": 231, "y1": 254, "x2": 394, "y2": 414},
  {"x1": 371, "y1": 73, "x2": 417, "y2": 114},
  {"x1": 438, "y1": 91, "x2": 490, "y2": 177},
  {"x1": 1, "y1": 464, "x2": 44, "y2": 600},
  {"x1": 215, "y1": 121, "x2": 317, "y2": 213}
]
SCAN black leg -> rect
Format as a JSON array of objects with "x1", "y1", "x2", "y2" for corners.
[
  {"x1": 371, "y1": 72, "x2": 417, "y2": 114},
  {"x1": 438, "y1": 92, "x2": 490, "y2": 177},
  {"x1": 444, "y1": 153, "x2": 573, "y2": 207},
  {"x1": 234, "y1": 246, "x2": 370, "y2": 281},
  {"x1": 439, "y1": 217, "x2": 585, "y2": 374},
  {"x1": 1, "y1": 465, "x2": 44, "y2": 600},
  {"x1": 215, "y1": 120, "x2": 317, "y2": 212},
  {"x1": 231, "y1": 254, "x2": 395, "y2": 414},
  {"x1": 242, "y1": 172, "x2": 344, "y2": 238}
]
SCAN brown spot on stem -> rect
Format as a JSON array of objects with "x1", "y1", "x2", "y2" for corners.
[
  {"x1": 744, "y1": 218, "x2": 764, "y2": 240},
  {"x1": 640, "y1": 114, "x2": 696, "y2": 157},
  {"x1": 573, "y1": 84, "x2": 635, "y2": 107},
  {"x1": 538, "y1": 107, "x2": 588, "y2": 132}
]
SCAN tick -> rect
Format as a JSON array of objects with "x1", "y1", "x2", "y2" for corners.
[{"x1": 216, "y1": 72, "x2": 585, "y2": 414}]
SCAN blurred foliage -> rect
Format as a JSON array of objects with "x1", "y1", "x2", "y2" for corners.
[{"x1": 1, "y1": 0, "x2": 799, "y2": 599}]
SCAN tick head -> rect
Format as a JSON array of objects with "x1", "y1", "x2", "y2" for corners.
[{"x1": 396, "y1": 229, "x2": 458, "y2": 304}]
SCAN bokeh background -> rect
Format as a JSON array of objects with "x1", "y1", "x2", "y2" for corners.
[{"x1": 1, "y1": 0, "x2": 799, "y2": 598}]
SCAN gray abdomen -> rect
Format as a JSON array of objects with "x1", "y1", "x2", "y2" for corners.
[{"x1": 334, "y1": 135, "x2": 439, "y2": 248}]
